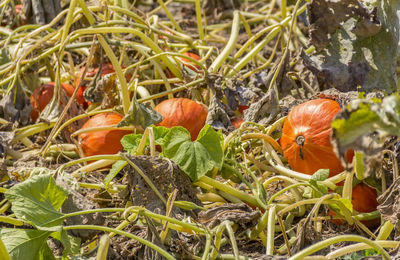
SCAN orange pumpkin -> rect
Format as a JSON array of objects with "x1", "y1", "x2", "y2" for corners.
[
  {"x1": 154, "y1": 98, "x2": 208, "y2": 141},
  {"x1": 30, "y1": 82, "x2": 86, "y2": 122},
  {"x1": 330, "y1": 183, "x2": 379, "y2": 227},
  {"x1": 280, "y1": 99, "x2": 349, "y2": 177},
  {"x1": 78, "y1": 112, "x2": 131, "y2": 157}
]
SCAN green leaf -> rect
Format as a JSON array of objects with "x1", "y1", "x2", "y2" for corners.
[
  {"x1": 51, "y1": 230, "x2": 81, "y2": 256},
  {"x1": 105, "y1": 160, "x2": 128, "y2": 187},
  {"x1": 339, "y1": 198, "x2": 353, "y2": 212},
  {"x1": 311, "y1": 169, "x2": 329, "y2": 182},
  {"x1": 5, "y1": 174, "x2": 68, "y2": 229},
  {"x1": 121, "y1": 134, "x2": 143, "y2": 155},
  {"x1": 162, "y1": 125, "x2": 224, "y2": 181},
  {"x1": 152, "y1": 125, "x2": 170, "y2": 146},
  {"x1": 0, "y1": 237, "x2": 10, "y2": 260},
  {"x1": 121, "y1": 126, "x2": 171, "y2": 155},
  {"x1": 303, "y1": 186, "x2": 313, "y2": 199},
  {"x1": 308, "y1": 169, "x2": 329, "y2": 196},
  {"x1": 0, "y1": 229, "x2": 54, "y2": 260},
  {"x1": 331, "y1": 102, "x2": 381, "y2": 147}
]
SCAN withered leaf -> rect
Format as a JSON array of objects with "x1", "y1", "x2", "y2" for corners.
[
  {"x1": 303, "y1": 0, "x2": 398, "y2": 93},
  {"x1": 0, "y1": 80, "x2": 31, "y2": 126}
]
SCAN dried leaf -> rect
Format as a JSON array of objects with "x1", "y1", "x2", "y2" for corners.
[
  {"x1": 377, "y1": 177, "x2": 400, "y2": 226},
  {"x1": 205, "y1": 94, "x2": 232, "y2": 130},
  {"x1": 0, "y1": 80, "x2": 31, "y2": 126},
  {"x1": 303, "y1": 0, "x2": 399, "y2": 93},
  {"x1": 243, "y1": 88, "x2": 279, "y2": 125},
  {"x1": 307, "y1": 0, "x2": 381, "y2": 50},
  {"x1": 198, "y1": 203, "x2": 261, "y2": 229},
  {"x1": 118, "y1": 100, "x2": 163, "y2": 129}
]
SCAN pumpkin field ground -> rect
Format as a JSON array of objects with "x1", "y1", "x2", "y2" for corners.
[{"x1": 0, "y1": 0, "x2": 400, "y2": 259}]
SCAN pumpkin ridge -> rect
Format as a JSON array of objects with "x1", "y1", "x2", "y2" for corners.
[
  {"x1": 301, "y1": 147, "x2": 341, "y2": 175},
  {"x1": 283, "y1": 142, "x2": 298, "y2": 156},
  {"x1": 280, "y1": 132, "x2": 296, "y2": 147},
  {"x1": 306, "y1": 127, "x2": 332, "y2": 140},
  {"x1": 303, "y1": 142, "x2": 336, "y2": 153},
  {"x1": 305, "y1": 100, "x2": 338, "y2": 130}
]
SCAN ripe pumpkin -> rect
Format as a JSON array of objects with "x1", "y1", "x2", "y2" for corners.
[
  {"x1": 330, "y1": 183, "x2": 379, "y2": 227},
  {"x1": 280, "y1": 99, "x2": 351, "y2": 177},
  {"x1": 78, "y1": 112, "x2": 131, "y2": 157},
  {"x1": 154, "y1": 98, "x2": 208, "y2": 141},
  {"x1": 30, "y1": 82, "x2": 86, "y2": 122}
]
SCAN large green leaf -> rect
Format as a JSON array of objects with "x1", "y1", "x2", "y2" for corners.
[
  {"x1": 162, "y1": 125, "x2": 224, "y2": 181},
  {"x1": 0, "y1": 229, "x2": 54, "y2": 260},
  {"x1": 5, "y1": 174, "x2": 68, "y2": 229}
]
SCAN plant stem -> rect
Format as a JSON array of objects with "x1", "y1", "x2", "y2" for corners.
[
  {"x1": 209, "y1": 11, "x2": 240, "y2": 72},
  {"x1": 289, "y1": 235, "x2": 391, "y2": 260},
  {"x1": 376, "y1": 221, "x2": 394, "y2": 240},
  {"x1": 64, "y1": 225, "x2": 175, "y2": 260},
  {"x1": 195, "y1": 176, "x2": 261, "y2": 208},
  {"x1": 156, "y1": 0, "x2": 183, "y2": 32},
  {"x1": 194, "y1": 0, "x2": 204, "y2": 41},
  {"x1": 241, "y1": 133, "x2": 283, "y2": 154},
  {"x1": 326, "y1": 241, "x2": 398, "y2": 259},
  {"x1": 266, "y1": 205, "x2": 276, "y2": 255},
  {"x1": 224, "y1": 221, "x2": 240, "y2": 260},
  {"x1": 264, "y1": 152, "x2": 311, "y2": 181}
]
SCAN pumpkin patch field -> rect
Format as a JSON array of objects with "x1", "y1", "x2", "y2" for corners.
[{"x1": 0, "y1": 0, "x2": 400, "y2": 259}]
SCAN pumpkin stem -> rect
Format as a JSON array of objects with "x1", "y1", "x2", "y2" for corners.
[{"x1": 296, "y1": 135, "x2": 305, "y2": 160}]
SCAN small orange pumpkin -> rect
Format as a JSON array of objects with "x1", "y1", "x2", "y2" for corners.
[
  {"x1": 330, "y1": 183, "x2": 379, "y2": 227},
  {"x1": 280, "y1": 99, "x2": 349, "y2": 177},
  {"x1": 154, "y1": 98, "x2": 208, "y2": 141},
  {"x1": 30, "y1": 82, "x2": 86, "y2": 122},
  {"x1": 78, "y1": 112, "x2": 131, "y2": 157}
]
